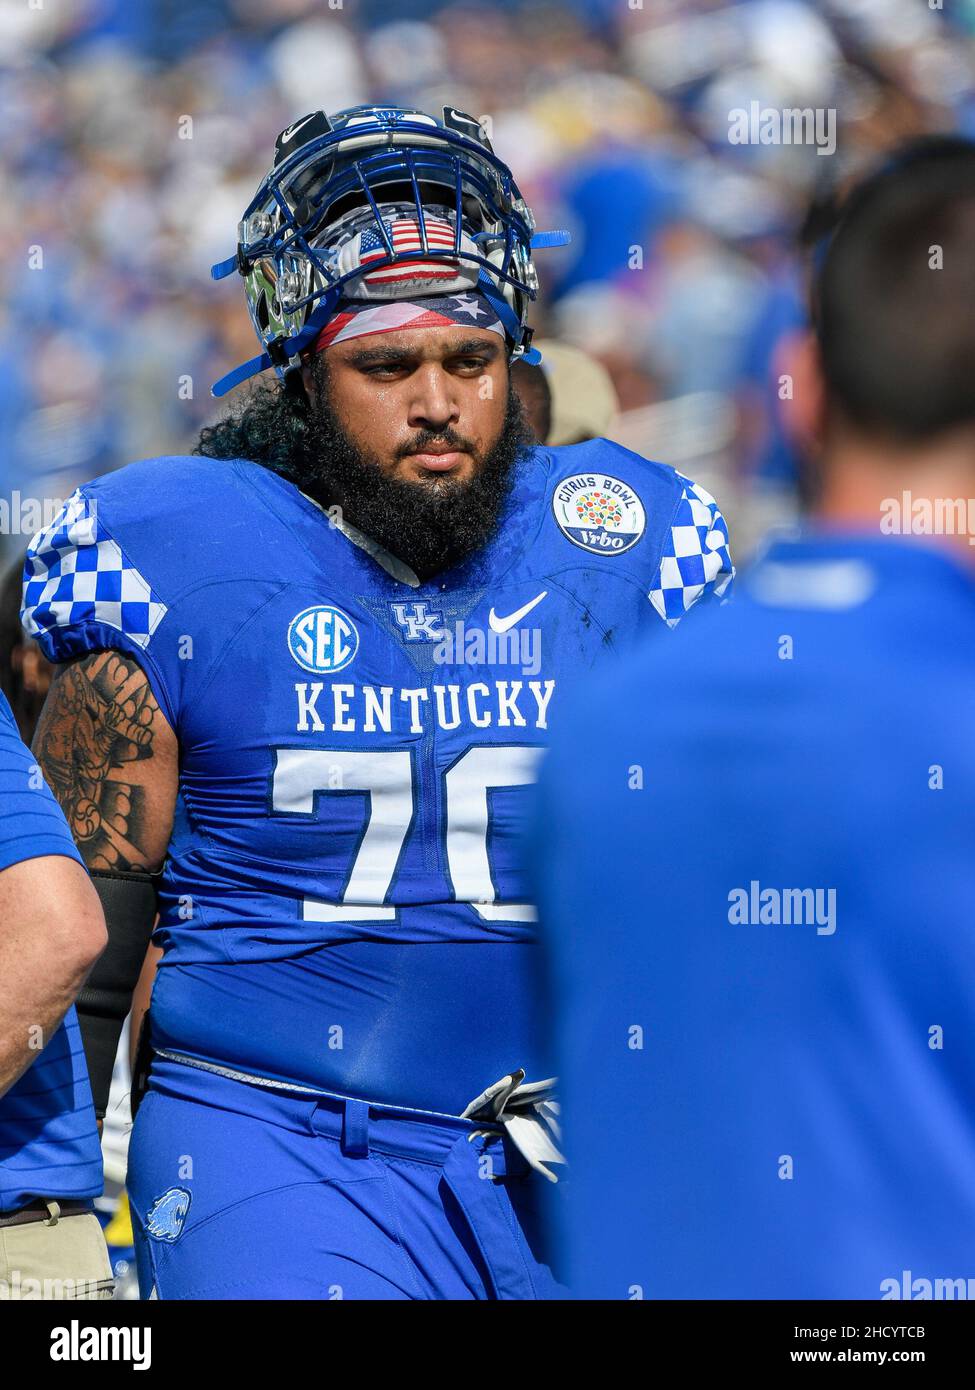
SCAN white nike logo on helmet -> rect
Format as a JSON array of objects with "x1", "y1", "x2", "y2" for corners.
[
  {"x1": 279, "y1": 114, "x2": 316, "y2": 144},
  {"x1": 488, "y1": 591, "x2": 547, "y2": 633}
]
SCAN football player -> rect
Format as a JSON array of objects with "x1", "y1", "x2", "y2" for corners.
[{"x1": 23, "y1": 105, "x2": 732, "y2": 1299}]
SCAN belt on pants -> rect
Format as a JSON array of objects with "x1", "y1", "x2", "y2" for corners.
[
  {"x1": 144, "y1": 1053, "x2": 559, "y2": 1300},
  {"x1": 0, "y1": 1198, "x2": 93, "y2": 1229}
]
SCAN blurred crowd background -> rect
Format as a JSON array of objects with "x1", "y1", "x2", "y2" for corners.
[{"x1": 2, "y1": 0, "x2": 975, "y2": 569}]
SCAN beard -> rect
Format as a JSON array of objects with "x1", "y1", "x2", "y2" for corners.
[
  {"x1": 195, "y1": 351, "x2": 532, "y2": 579},
  {"x1": 301, "y1": 355, "x2": 532, "y2": 577}
]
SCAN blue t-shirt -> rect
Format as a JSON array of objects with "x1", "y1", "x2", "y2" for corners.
[
  {"x1": 0, "y1": 690, "x2": 103, "y2": 1210},
  {"x1": 534, "y1": 533, "x2": 975, "y2": 1299},
  {"x1": 21, "y1": 445, "x2": 731, "y2": 1114}
]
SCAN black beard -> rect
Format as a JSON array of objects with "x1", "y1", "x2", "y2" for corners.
[
  {"x1": 195, "y1": 354, "x2": 532, "y2": 579},
  {"x1": 302, "y1": 355, "x2": 531, "y2": 577}
]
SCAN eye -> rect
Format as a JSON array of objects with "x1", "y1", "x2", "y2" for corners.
[{"x1": 364, "y1": 362, "x2": 407, "y2": 376}]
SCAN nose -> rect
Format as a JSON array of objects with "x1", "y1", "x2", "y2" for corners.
[{"x1": 407, "y1": 363, "x2": 460, "y2": 434}]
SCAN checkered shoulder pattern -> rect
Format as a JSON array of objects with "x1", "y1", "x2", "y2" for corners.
[
  {"x1": 648, "y1": 474, "x2": 734, "y2": 628},
  {"x1": 22, "y1": 489, "x2": 168, "y2": 653}
]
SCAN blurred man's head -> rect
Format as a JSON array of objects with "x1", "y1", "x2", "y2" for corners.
[
  {"x1": 815, "y1": 136, "x2": 975, "y2": 445},
  {"x1": 513, "y1": 342, "x2": 619, "y2": 447},
  {"x1": 511, "y1": 359, "x2": 552, "y2": 444},
  {"x1": 785, "y1": 137, "x2": 975, "y2": 536}
]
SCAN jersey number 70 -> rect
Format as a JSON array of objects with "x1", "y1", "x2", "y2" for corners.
[{"x1": 272, "y1": 745, "x2": 544, "y2": 925}]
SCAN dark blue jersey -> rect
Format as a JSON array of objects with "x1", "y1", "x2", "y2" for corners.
[
  {"x1": 0, "y1": 690, "x2": 102, "y2": 1210},
  {"x1": 23, "y1": 442, "x2": 731, "y2": 1113},
  {"x1": 534, "y1": 533, "x2": 975, "y2": 1299}
]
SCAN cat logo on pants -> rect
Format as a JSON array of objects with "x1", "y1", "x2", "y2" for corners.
[
  {"x1": 552, "y1": 474, "x2": 646, "y2": 555},
  {"x1": 145, "y1": 1187, "x2": 191, "y2": 1242}
]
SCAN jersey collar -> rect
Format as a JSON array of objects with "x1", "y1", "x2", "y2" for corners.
[{"x1": 298, "y1": 490, "x2": 422, "y2": 588}]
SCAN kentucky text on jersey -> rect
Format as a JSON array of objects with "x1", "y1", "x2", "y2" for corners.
[{"x1": 294, "y1": 680, "x2": 556, "y2": 733}]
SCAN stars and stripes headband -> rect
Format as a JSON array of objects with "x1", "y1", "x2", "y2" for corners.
[
  {"x1": 303, "y1": 209, "x2": 506, "y2": 357},
  {"x1": 309, "y1": 291, "x2": 506, "y2": 356}
]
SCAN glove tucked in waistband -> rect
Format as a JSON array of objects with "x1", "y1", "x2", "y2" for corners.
[{"x1": 461, "y1": 1069, "x2": 565, "y2": 1184}]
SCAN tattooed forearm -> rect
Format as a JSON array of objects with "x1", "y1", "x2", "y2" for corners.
[{"x1": 32, "y1": 651, "x2": 175, "y2": 872}]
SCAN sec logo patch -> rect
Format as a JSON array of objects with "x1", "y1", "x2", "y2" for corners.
[
  {"x1": 288, "y1": 604, "x2": 359, "y2": 674},
  {"x1": 552, "y1": 473, "x2": 646, "y2": 555}
]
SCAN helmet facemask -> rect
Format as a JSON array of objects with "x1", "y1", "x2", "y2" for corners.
[{"x1": 211, "y1": 106, "x2": 564, "y2": 397}]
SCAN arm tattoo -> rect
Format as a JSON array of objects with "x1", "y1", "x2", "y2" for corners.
[{"x1": 33, "y1": 651, "x2": 158, "y2": 871}]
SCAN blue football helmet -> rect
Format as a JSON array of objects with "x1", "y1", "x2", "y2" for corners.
[{"x1": 210, "y1": 104, "x2": 569, "y2": 396}]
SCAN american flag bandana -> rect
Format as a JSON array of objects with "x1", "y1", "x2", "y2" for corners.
[
  {"x1": 310, "y1": 291, "x2": 506, "y2": 355},
  {"x1": 330, "y1": 210, "x2": 485, "y2": 300},
  {"x1": 357, "y1": 211, "x2": 466, "y2": 286}
]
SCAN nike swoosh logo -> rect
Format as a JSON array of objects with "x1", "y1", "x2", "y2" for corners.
[
  {"x1": 488, "y1": 591, "x2": 547, "y2": 633},
  {"x1": 279, "y1": 113, "x2": 316, "y2": 144}
]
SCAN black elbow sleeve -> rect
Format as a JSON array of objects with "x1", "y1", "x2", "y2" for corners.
[{"x1": 76, "y1": 869, "x2": 158, "y2": 1119}]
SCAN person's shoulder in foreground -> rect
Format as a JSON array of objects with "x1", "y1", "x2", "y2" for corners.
[
  {"x1": 532, "y1": 528, "x2": 975, "y2": 1299},
  {"x1": 553, "y1": 520, "x2": 975, "y2": 701},
  {"x1": 0, "y1": 687, "x2": 86, "y2": 872},
  {"x1": 0, "y1": 689, "x2": 105, "y2": 1215}
]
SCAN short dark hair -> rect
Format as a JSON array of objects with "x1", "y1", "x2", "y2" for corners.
[{"x1": 814, "y1": 136, "x2": 975, "y2": 441}]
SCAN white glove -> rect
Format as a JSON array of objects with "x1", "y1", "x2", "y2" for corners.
[{"x1": 462, "y1": 1069, "x2": 566, "y2": 1184}]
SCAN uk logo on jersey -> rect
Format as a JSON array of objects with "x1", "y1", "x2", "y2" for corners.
[
  {"x1": 390, "y1": 601, "x2": 445, "y2": 641},
  {"x1": 288, "y1": 604, "x2": 359, "y2": 674}
]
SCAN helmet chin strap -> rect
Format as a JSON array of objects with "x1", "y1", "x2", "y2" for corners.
[
  {"x1": 475, "y1": 276, "x2": 541, "y2": 364},
  {"x1": 211, "y1": 284, "x2": 347, "y2": 397},
  {"x1": 211, "y1": 351, "x2": 273, "y2": 398}
]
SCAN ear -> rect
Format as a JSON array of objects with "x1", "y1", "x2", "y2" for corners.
[
  {"x1": 284, "y1": 359, "x2": 313, "y2": 405},
  {"x1": 777, "y1": 329, "x2": 826, "y2": 459}
]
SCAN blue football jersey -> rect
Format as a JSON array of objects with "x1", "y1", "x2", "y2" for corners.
[
  {"x1": 534, "y1": 533, "x2": 975, "y2": 1298},
  {"x1": 0, "y1": 690, "x2": 103, "y2": 1211},
  {"x1": 22, "y1": 441, "x2": 731, "y2": 1113}
]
